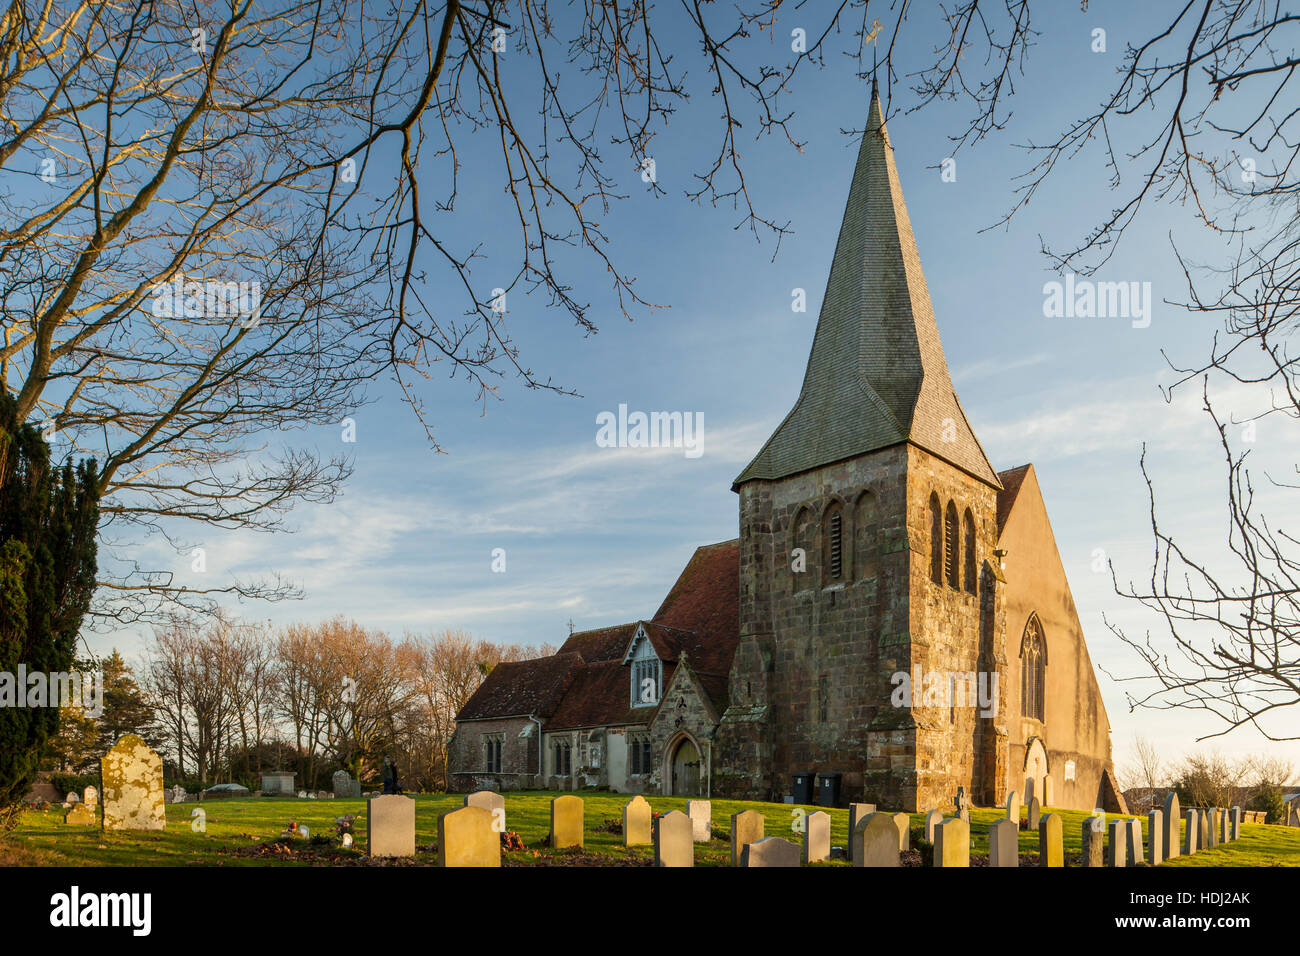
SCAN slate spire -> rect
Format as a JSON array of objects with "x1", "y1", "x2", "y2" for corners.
[{"x1": 735, "y1": 93, "x2": 1000, "y2": 489}]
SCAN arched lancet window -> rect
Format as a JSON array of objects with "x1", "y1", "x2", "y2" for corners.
[
  {"x1": 822, "y1": 500, "x2": 845, "y2": 585},
  {"x1": 929, "y1": 493, "x2": 943, "y2": 585},
  {"x1": 963, "y1": 508, "x2": 977, "y2": 594},
  {"x1": 944, "y1": 501, "x2": 959, "y2": 589},
  {"x1": 791, "y1": 506, "x2": 814, "y2": 587},
  {"x1": 853, "y1": 491, "x2": 879, "y2": 581},
  {"x1": 1020, "y1": 615, "x2": 1046, "y2": 721}
]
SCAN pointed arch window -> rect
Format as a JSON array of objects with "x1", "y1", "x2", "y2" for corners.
[
  {"x1": 963, "y1": 508, "x2": 977, "y2": 594},
  {"x1": 791, "y1": 506, "x2": 814, "y2": 587},
  {"x1": 929, "y1": 494, "x2": 943, "y2": 585},
  {"x1": 854, "y1": 491, "x2": 879, "y2": 580},
  {"x1": 822, "y1": 501, "x2": 845, "y2": 585},
  {"x1": 1021, "y1": 615, "x2": 1046, "y2": 722},
  {"x1": 944, "y1": 501, "x2": 959, "y2": 589}
]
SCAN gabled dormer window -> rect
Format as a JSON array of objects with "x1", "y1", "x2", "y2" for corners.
[{"x1": 628, "y1": 628, "x2": 662, "y2": 707}]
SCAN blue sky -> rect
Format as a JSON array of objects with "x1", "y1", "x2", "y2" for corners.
[{"x1": 97, "y1": 4, "x2": 1300, "y2": 777}]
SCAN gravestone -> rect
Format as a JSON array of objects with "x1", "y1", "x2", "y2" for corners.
[
  {"x1": 367, "y1": 794, "x2": 415, "y2": 857},
  {"x1": 741, "y1": 836, "x2": 800, "y2": 867},
  {"x1": 1026, "y1": 796, "x2": 1041, "y2": 832},
  {"x1": 1230, "y1": 806, "x2": 1241, "y2": 841},
  {"x1": 989, "y1": 818, "x2": 1018, "y2": 867},
  {"x1": 924, "y1": 808, "x2": 944, "y2": 843},
  {"x1": 853, "y1": 812, "x2": 901, "y2": 867},
  {"x1": 1044, "y1": 776, "x2": 1055, "y2": 806},
  {"x1": 802, "y1": 810, "x2": 830, "y2": 863},
  {"x1": 1219, "y1": 809, "x2": 1229, "y2": 844},
  {"x1": 1082, "y1": 817, "x2": 1104, "y2": 867},
  {"x1": 1163, "y1": 793, "x2": 1180, "y2": 860},
  {"x1": 654, "y1": 810, "x2": 694, "y2": 867},
  {"x1": 101, "y1": 734, "x2": 166, "y2": 831},
  {"x1": 466, "y1": 789, "x2": 506, "y2": 834},
  {"x1": 1125, "y1": 818, "x2": 1144, "y2": 866},
  {"x1": 550, "y1": 794, "x2": 584, "y2": 849},
  {"x1": 848, "y1": 803, "x2": 874, "y2": 864},
  {"x1": 686, "y1": 800, "x2": 711, "y2": 842},
  {"x1": 1183, "y1": 809, "x2": 1199, "y2": 855},
  {"x1": 623, "y1": 795, "x2": 652, "y2": 847},
  {"x1": 958, "y1": 807, "x2": 970, "y2": 826},
  {"x1": 64, "y1": 803, "x2": 95, "y2": 826},
  {"x1": 934, "y1": 817, "x2": 969, "y2": 868},
  {"x1": 1106, "y1": 819, "x2": 1127, "y2": 867},
  {"x1": 730, "y1": 809, "x2": 764, "y2": 866},
  {"x1": 1207, "y1": 809, "x2": 1220, "y2": 848},
  {"x1": 1038, "y1": 813, "x2": 1063, "y2": 867},
  {"x1": 83, "y1": 785, "x2": 98, "y2": 807},
  {"x1": 66, "y1": 792, "x2": 79, "y2": 805},
  {"x1": 438, "y1": 805, "x2": 499, "y2": 867},
  {"x1": 1148, "y1": 809, "x2": 1164, "y2": 866},
  {"x1": 890, "y1": 812, "x2": 910, "y2": 852},
  {"x1": 332, "y1": 769, "x2": 361, "y2": 799},
  {"x1": 1198, "y1": 809, "x2": 1210, "y2": 849},
  {"x1": 1006, "y1": 790, "x2": 1021, "y2": 826}
]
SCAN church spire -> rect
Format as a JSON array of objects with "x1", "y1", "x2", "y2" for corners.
[{"x1": 735, "y1": 93, "x2": 1000, "y2": 490}]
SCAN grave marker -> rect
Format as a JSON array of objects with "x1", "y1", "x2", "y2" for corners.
[
  {"x1": 803, "y1": 810, "x2": 830, "y2": 863},
  {"x1": 853, "y1": 812, "x2": 901, "y2": 867},
  {"x1": 101, "y1": 734, "x2": 165, "y2": 831},
  {"x1": 741, "y1": 836, "x2": 800, "y2": 867},
  {"x1": 654, "y1": 810, "x2": 693, "y2": 867},
  {"x1": 730, "y1": 809, "x2": 764, "y2": 866},
  {"x1": 550, "y1": 794, "x2": 584, "y2": 849},
  {"x1": 367, "y1": 794, "x2": 415, "y2": 857},
  {"x1": 438, "y1": 806, "x2": 499, "y2": 867},
  {"x1": 934, "y1": 817, "x2": 969, "y2": 868},
  {"x1": 1038, "y1": 813, "x2": 1063, "y2": 867},
  {"x1": 989, "y1": 818, "x2": 1018, "y2": 867},
  {"x1": 623, "y1": 795, "x2": 652, "y2": 847},
  {"x1": 686, "y1": 800, "x2": 711, "y2": 842}
]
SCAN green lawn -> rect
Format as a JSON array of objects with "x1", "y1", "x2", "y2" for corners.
[{"x1": 4, "y1": 792, "x2": 1298, "y2": 866}]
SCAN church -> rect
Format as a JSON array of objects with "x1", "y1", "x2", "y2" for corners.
[{"x1": 448, "y1": 94, "x2": 1125, "y2": 813}]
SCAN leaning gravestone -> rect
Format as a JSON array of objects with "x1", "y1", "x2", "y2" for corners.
[
  {"x1": 1125, "y1": 818, "x2": 1144, "y2": 866},
  {"x1": 465, "y1": 790, "x2": 506, "y2": 833},
  {"x1": 1229, "y1": 807, "x2": 1241, "y2": 841},
  {"x1": 654, "y1": 810, "x2": 693, "y2": 867},
  {"x1": 924, "y1": 808, "x2": 944, "y2": 843},
  {"x1": 803, "y1": 810, "x2": 830, "y2": 863},
  {"x1": 1082, "y1": 817, "x2": 1104, "y2": 867},
  {"x1": 367, "y1": 794, "x2": 415, "y2": 857},
  {"x1": 1184, "y1": 809, "x2": 1199, "y2": 855},
  {"x1": 64, "y1": 803, "x2": 96, "y2": 826},
  {"x1": 83, "y1": 785, "x2": 98, "y2": 807},
  {"x1": 730, "y1": 809, "x2": 764, "y2": 866},
  {"x1": 848, "y1": 803, "x2": 874, "y2": 864},
  {"x1": 934, "y1": 817, "x2": 969, "y2": 868},
  {"x1": 854, "y1": 813, "x2": 901, "y2": 867},
  {"x1": 891, "y1": 812, "x2": 910, "y2": 852},
  {"x1": 1026, "y1": 796, "x2": 1041, "y2": 832},
  {"x1": 742, "y1": 836, "x2": 800, "y2": 868},
  {"x1": 686, "y1": 800, "x2": 711, "y2": 842},
  {"x1": 623, "y1": 795, "x2": 652, "y2": 847},
  {"x1": 1106, "y1": 819, "x2": 1127, "y2": 867},
  {"x1": 1006, "y1": 790, "x2": 1021, "y2": 827},
  {"x1": 1038, "y1": 813, "x2": 1063, "y2": 867},
  {"x1": 101, "y1": 734, "x2": 166, "y2": 831},
  {"x1": 438, "y1": 805, "x2": 499, "y2": 867},
  {"x1": 1219, "y1": 809, "x2": 1229, "y2": 845},
  {"x1": 550, "y1": 794, "x2": 583, "y2": 849},
  {"x1": 1198, "y1": 809, "x2": 1210, "y2": 849},
  {"x1": 1163, "y1": 793, "x2": 1180, "y2": 860},
  {"x1": 1148, "y1": 809, "x2": 1164, "y2": 866},
  {"x1": 989, "y1": 818, "x2": 1018, "y2": 867}
]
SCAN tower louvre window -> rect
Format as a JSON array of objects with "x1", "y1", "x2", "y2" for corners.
[
  {"x1": 822, "y1": 501, "x2": 845, "y2": 585},
  {"x1": 829, "y1": 511, "x2": 843, "y2": 578},
  {"x1": 929, "y1": 494, "x2": 943, "y2": 584},
  {"x1": 944, "y1": 501, "x2": 959, "y2": 588},
  {"x1": 963, "y1": 508, "x2": 977, "y2": 594}
]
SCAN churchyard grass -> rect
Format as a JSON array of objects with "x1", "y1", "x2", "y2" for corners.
[{"x1": 5, "y1": 792, "x2": 1297, "y2": 866}]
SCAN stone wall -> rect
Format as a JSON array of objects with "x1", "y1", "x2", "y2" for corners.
[{"x1": 447, "y1": 715, "x2": 539, "y2": 793}]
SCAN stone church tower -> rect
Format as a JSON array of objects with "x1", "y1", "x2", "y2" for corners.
[{"x1": 715, "y1": 93, "x2": 1013, "y2": 812}]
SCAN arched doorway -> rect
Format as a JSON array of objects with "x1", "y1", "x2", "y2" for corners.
[
  {"x1": 1024, "y1": 737, "x2": 1049, "y2": 805},
  {"x1": 666, "y1": 734, "x2": 702, "y2": 796}
]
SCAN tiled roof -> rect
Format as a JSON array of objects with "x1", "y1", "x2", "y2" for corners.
[
  {"x1": 547, "y1": 660, "x2": 653, "y2": 731},
  {"x1": 455, "y1": 652, "x2": 584, "y2": 720},
  {"x1": 558, "y1": 622, "x2": 637, "y2": 663},
  {"x1": 996, "y1": 463, "x2": 1032, "y2": 533},
  {"x1": 734, "y1": 94, "x2": 1000, "y2": 490}
]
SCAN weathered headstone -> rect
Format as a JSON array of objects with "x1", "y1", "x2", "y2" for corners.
[
  {"x1": 924, "y1": 808, "x2": 944, "y2": 843},
  {"x1": 64, "y1": 803, "x2": 95, "y2": 826},
  {"x1": 848, "y1": 803, "x2": 874, "y2": 864},
  {"x1": 101, "y1": 734, "x2": 166, "y2": 831},
  {"x1": 1026, "y1": 796, "x2": 1041, "y2": 832},
  {"x1": 741, "y1": 836, "x2": 800, "y2": 867},
  {"x1": 1038, "y1": 813, "x2": 1063, "y2": 867},
  {"x1": 1106, "y1": 818, "x2": 1127, "y2": 867},
  {"x1": 853, "y1": 812, "x2": 901, "y2": 867},
  {"x1": 1082, "y1": 817, "x2": 1104, "y2": 867},
  {"x1": 686, "y1": 800, "x2": 711, "y2": 842},
  {"x1": 1230, "y1": 806, "x2": 1241, "y2": 841},
  {"x1": 66, "y1": 791, "x2": 79, "y2": 805},
  {"x1": 958, "y1": 806, "x2": 970, "y2": 826},
  {"x1": 623, "y1": 795, "x2": 652, "y2": 847},
  {"x1": 1207, "y1": 809, "x2": 1220, "y2": 848},
  {"x1": 730, "y1": 809, "x2": 764, "y2": 866},
  {"x1": 550, "y1": 794, "x2": 584, "y2": 849},
  {"x1": 466, "y1": 789, "x2": 506, "y2": 834},
  {"x1": 803, "y1": 810, "x2": 830, "y2": 863},
  {"x1": 891, "y1": 811, "x2": 910, "y2": 852},
  {"x1": 1163, "y1": 793, "x2": 1180, "y2": 860},
  {"x1": 1183, "y1": 809, "x2": 1199, "y2": 855},
  {"x1": 989, "y1": 818, "x2": 1019, "y2": 867},
  {"x1": 437, "y1": 805, "x2": 499, "y2": 867},
  {"x1": 1006, "y1": 790, "x2": 1021, "y2": 827},
  {"x1": 1125, "y1": 818, "x2": 1144, "y2": 866},
  {"x1": 82, "y1": 785, "x2": 98, "y2": 807},
  {"x1": 367, "y1": 793, "x2": 414, "y2": 857},
  {"x1": 332, "y1": 769, "x2": 361, "y2": 799},
  {"x1": 1199, "y1": 808, "x2": 1210, "y2": 849},
  {"x1": 1148, "y1": 809, "x2": 1164, "y2": 866},
  {"x1": 1219, "y1": 808, "x2": 1229, "y2": 845},
  {"x1": 933, "y1": 817, "x2": 969, "y2": 868},
  {"x1": 1044, "y1": 776, "x2": 1055, "y2": 806},
  {"x1": 654, "y1": 810, "x2": 694, "y2": 867}
]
